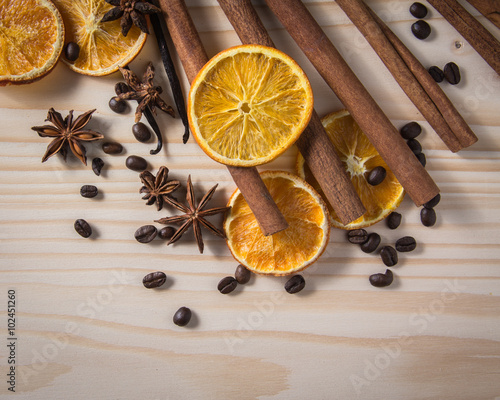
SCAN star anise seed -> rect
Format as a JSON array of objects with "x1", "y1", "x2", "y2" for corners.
[
  {"x1": 101, "y1": 0, "x2": 161, "y2": 37},
  {"x1": 139, "y1": 166, "x2": 181, "y2": 211},
  {"x1": 155, "y1": 175, "x2": 231, "y2": 254}
]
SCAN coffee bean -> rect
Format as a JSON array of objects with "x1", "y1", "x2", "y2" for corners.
[
  {"x1": 126, "y1": 155, "x2": 147, "y2": 171},
  {"x1": 407, "y1": 138, "x2": 422, "y2": 155},
  {"x1": 285, "y1": 275, "x2": 305, "y2": 294},
  {"x1": 109, "y1": 97, "x2": 127, "y2": 113},
  {"x1": 102, "y1": 141, "x2": 123, "y2": 155},
  {"x1": 424, "y1": 193, "x2": 441, "y2": 209},
  {"x1": 80, "y1": 185, "x2": 98, "y2": 198},
  {"x1": 173, "y1": 307, "x2": 191, "y2": 326},
  {"x1": 400, "y1": 122, "x2": 422, "y2": 139},
  {"x1": 410, "y1": 2, "x2": 428, "y2": 18},
  {"x1": 158, "y1": 226, "x2": 176, "y2": 240},
  {"x1": 132, "y1": 122, "x2": 152, "y2": 143},
  {"x1": 74, "y1": 219, "x2": 92, "y2": 238},
  {"x1": 386, "y1": 212, "x2": 402, "y2": 230},
  {"x1": 395, "y1": 236, "x2": 417, "y2": 252},
  {"x1": 143, "y1": 271, "x2": 167, "y2": 289},
  {"x1": 421, "y1": 207, "x2": 436, "y2": 227},
  {"x1": 411, "y1": 20, "x2": 431, "y2": 40},
  {"x1": 347, "y1": 229, "x2": 368, "y2": 244},
  {"x1": 428, "y1": 66, "x2": 444, "y2": 83},
  {"x1": 380, "y1": 246, "x2": 398, "y2": 267},
  {"x1": 366, "y1": 166, "x2": 387, "y2": 186},
  {"x1": 134, "y1": 225, "x2": 157, "y2": 243},
  {"x1": 369, "y1": 269, "x2": 394, "y2": 287},
  {"x1": 416, "y1": 152, "x2": 427, "y2": 167},
  {"x1": 218, "y1": 276, "x2": 238, "y2": 294},
  {"x1": 92, "y1": 157, "x2": 104, "y2": 176},
  {"x1": 360, "y1": 232, "x2": 381, "y2": 253},
  {"x1": 64, "y1": 42, "x2": 80, "y2": 61},
  {"x1": 444, "y1": 62, "x2": 461, "y2": 84},
  {"x1": 235, "y1": 264, "x2": 251, "y2": 284},
  {"x1": 115, "y1": 82, "x2": 130, "y2": 95}
]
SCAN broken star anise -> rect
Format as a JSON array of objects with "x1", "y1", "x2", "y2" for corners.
[
  {"x1": 101, "y1": 0, "x2": 161, "y2": 37},
  {"x1": 31, "y1": 108, "x2": 103, "y2": 165},
  {"x1": 114, "y1": 63, "x2": 175, "y2": 123},
  {"x1": 140, "y1": 166, "x2": 180, "y2": 211},
  {"x1": 155, "y1": 175, "x2": 231, "y2": 254}
]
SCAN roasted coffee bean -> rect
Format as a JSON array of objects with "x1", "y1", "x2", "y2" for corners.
[
  {"x1": 173, "y1": 307, "x2": 191, "y2": 326},
  {"x1": 407, "y1": 138, "x2": 422, "y2": 155},
  {"x1": 64, "y1": 42, "x2": 80, "y2": 61},
  {"x1": 80, "y1": 185, "x2": 98, "y2": 198},
  {"x1": 424, "y1": 193, "x2": 441, "y2": 209},
  {"x1": 102, "y1": 141, "x2": 123, "y2": 155},
  {"x1": 369, "y1": 269, "x2": 394, "y2": 287},
  {"x1": 109, "y1": 97, "x2": 127, "y2": 113},
  {"x1": 411, "y1": 20, "x2": 431, "y2": 40},
  {"x1": 126, "y1": 155, "x2": 147, "y2": 171},
  {"x1": 421, "y1": 207, "x2": 436, "y2": 227},
  {"x1": 360, "y1": 232, "x2": 381, "y2": 253},
  {"x1": 114, "y1": 82, "x2": 130, "y2": 95},
  {"x1": 444, "y1": 62, "x2": 461, "y2": 84},
  {"x1": 285, "y1": 275, "x2": 305, "y2": 294},
  {"x1": 428, "y1": 66, "x2": 444, "y2": 83},
  {"x1": 410, "y1": 2, "x2": 428, "y2": 18},
  {"x1": 158, "y1": 226, "x2": 176, "y2": 240},
  {"x1": 134, "y1": 225, "x2": 157, "y2": 243},
  {"x1": 395, "y1": 236, "x2": 417, "y2": 252},
  {"x1": 235, "y1": 264, "x2": 251, "y2": 284},
  {"x1": 143, "y1": 271, "x2": 167, "y2": 289},
  {"x1": 386, "y1": 212, "x2": 402, "y2": 230},
  {"x1": 218, "y1": 276, "x2": 238, "y2": 294},
  {"x1": 400, "y1": 121, "x2": 422, "y2": 139},
  {"x1": 347, "y1": 229, "x2": 368, "y2": 244},
  {"x1": 74, "y1": 219, "x2": 92, "y2": 238},
  {"x1": 366, "y1": 166, "x2": 387, "y2": 186},
  {"x1": 416, "y1": 152, "x2": 427, "y2": 167},
  {"x1": 92, "y1": 157, "x2": 104, "y2": 176},
  {"x1": 132, "y1": 122, "x2": 152, "y2": 143},
  {"x1": 380, "y1": 246, "x2": 398, "y2": 267}
]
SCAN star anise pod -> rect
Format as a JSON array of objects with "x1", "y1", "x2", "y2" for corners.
[
  {"x1": 31, "y1": 108, "x2": 103, "y2": 165},
  {"x1": 140, "y1": 166, "x2": 181, "y2": 211},
  {"x1": 114, "y1": 63, "x2": 175, "y2": 123},
  {"x1": 155, "y1": 175, "x2": 231, "y2": 254},
  {"x1": 101, "y1": 0, "x2": 161, "y2": 37}
]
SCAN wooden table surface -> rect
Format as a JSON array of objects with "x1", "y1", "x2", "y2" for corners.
[{"x1": 1, "y1": 0, "x2": 499, "y2": 398}]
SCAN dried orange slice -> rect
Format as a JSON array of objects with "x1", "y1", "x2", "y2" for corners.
[
  {"x1": 224, "y1": 171, "x2": 330, "y2": 276},
  {"x1": 188, "y1": 45, "x2": 314, "y2": 167},
  {"x1": 0, "y1": 0, "x2": 64, "y2": 86},
  {"x1": 297, "y1": 110, "x2": 405, "y2": 229},
  {"x1": 52, "y1": 0, "x2": 146, "y2": 76}
]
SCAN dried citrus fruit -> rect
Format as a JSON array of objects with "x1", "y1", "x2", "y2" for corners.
[
  {"x1": 52, "y1": 0, "x2": 146, "y2": 76},
  {"x1": 224, "y1": 171, "x2": 330, "y2": 276},
  {"x1": 297, "y1": 110, "x2": 405, "y2": 229},
  {"x1": 188, "y1": 45, "x2": 314, "y2": 167},
  {"x1": 0, "y1": 0, "x2": 64, "y2": 86}
]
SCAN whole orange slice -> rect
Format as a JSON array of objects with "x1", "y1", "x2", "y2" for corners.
[
  {"x1": 188, "y1": 45, "x2": 314, "y2": 167},
  {"x1": 224, "y1": 171, "x2": 330, "y2": 276},
  {"x1": 0, "y1": 0, "x2": 64, "y2": 86}
]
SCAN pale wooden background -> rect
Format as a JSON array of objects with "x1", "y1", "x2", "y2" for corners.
[{"x1": 1, "y1": 0, "x2": 500, "y2": 399}]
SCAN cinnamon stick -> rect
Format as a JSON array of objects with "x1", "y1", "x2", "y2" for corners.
[
  {"x1": 217, "y1": 0, "x2": 365, "y2": 225},
  {"x1": 264, "y1": 0, "x2": 439, "y2": 206},
  {"x1": 158, "y1": 0, "x2": 288, "y2": 236},
  {"x1": 465, "y1": 0, "x2": 500, "y2": 30},
  {"x1": 427, "y1": 0, "x2": 500, "y2": 74}
]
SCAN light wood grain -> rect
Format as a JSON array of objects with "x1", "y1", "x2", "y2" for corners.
[{"x1": 1, "y1": 0, "x2": 500, "y2": 399}]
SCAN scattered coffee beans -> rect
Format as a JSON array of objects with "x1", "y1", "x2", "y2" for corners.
[
  {"x1": 428, "y1": 66, "x2": 444, "y2": 83},
  {"x1": 158, "y1": 226, "x2": 176, "y2": 240},
  {"x1": 369, "y1": 269, "x2": 394, "y2": 287},
  {"x1": 126, "y1": 155, "x2": 147, "y2": 171},
  {"x1": 416, "y1": 152, "x2": 426, "y2": 167},
  {"x1": 173, "y1": 307, "x2": 191, "y2": 326},
  {"x1": 386, "y1": 212, "x2": 402, "y2": 230},
  {"x1": 411, "y1": 20, "x2": 431, "y2": 40},
  {"x1": 407, "y1": 139, "x2": 422, "y2": 155},
  {"x1": 80, "y1": 185, "x2": 98, "y2": 198},
  {"x1": 218, "y1": 276, "x2": 238, "y2": 294},
  {"x1": 361, "y1": 232, "x2": 381, "y2": 253},
  {"x1": 92, "y1": 157, "x2": 104, "y2": 176},
  {"x1": 347, "y1": 229, "x2": 368, "y2": 244},
  {"x1": 109, "y1": 97, "x2": 127, "y2": 113},
  {"x1": 132, "y1": 122, "x2": 152, "y2": 143},
  {"x1": 395, "y1": 236, "x2": 417, "y2": 252},
  {"x1": 380, "y1": 246, "x2": 398, "y2": 267},
  {"x1": 143, "y1": 271, "x2": 167, "y2": 289},
  {"x1": 115, "y1": 82, "x2": 130, "y2": 95},
  {"x1": 443, "y1": 62, "x2": 461, "y2": 85},
  {"x1": 102, "y1": 142, "x2": 123, "y2": 155},
  {"x1": 285, "y1": 275, "x2": 305, "y2": 294},
  {"x1": 134, "y1": 225, "x2": 157, "y2": 243},
  {"x1": 400, "y1": 122, "x2": 422, "y2": 139},
  {"x1": 235, "y1": 264, "x2": 251, "y2": 284},
  {"x1": 74, "y1": 219, "x2": 92, "y2": 238},
  {"x1": 424, "y1": 193, "x2": 441, "y2": 209},
  {"x1": 409, "y1": 2, "x2": 428, "y2": 19},
  {"x1": 421, "y1": 207, "x2": 436, "y2": 227},
  {"x1": 366, "y1": 166, "x2": 387, "y2": 186},
  {"x1": 64, "y1": 42, "x2": 80, "y2": 61}
]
